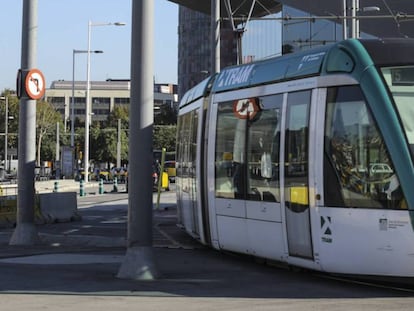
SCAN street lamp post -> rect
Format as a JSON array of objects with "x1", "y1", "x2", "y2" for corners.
[
  {"x1": 84, "y1": 20, "x2": 125, "y2": 183},
  {"x1": 0, "y1": 96, "x2": 8, "y2": 173},
  {"x1": 347, "y1": 0, "x2": 380, "y2": 38},
  {"x1": 71, "y1": 49, "x2": 103, "y2": 148},
  {"x1": 3, "y1": 97, "x2": 7, "y2": 173},
  {"x1": 117, "y1": 118, "x2": 121, "y2": 168}
]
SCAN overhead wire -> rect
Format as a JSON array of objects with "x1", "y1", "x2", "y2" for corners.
[{"x1": 381, "y1": 0, "x2": 409, "y2": 38}]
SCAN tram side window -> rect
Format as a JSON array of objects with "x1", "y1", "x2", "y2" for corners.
[
  {"x1": 177, "y1": 111, "x2": 198, "y2": 188},
  {"x1": 324, "y1": 86, "x2": 406, "y2": 209},
  {"x1": 215, "y1": 102, "x2": 245, "y2": 199},
  {"x1": 215, "y1": 96, "x2": 282, "y2": 201},
  {"x1": 247, "y1": 95, "x2": 282, "y2": 202}
]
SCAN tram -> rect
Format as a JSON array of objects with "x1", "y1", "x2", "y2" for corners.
[{"x1": 176, "y1": 38, "x2": 414, "y2": 278}]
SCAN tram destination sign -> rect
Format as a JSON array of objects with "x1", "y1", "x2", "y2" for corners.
[{"x1": 391, "y1": 67, "x2": 414, "y2": 86}]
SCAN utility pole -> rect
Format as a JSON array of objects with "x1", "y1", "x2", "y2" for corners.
[
  {"x1": 3, "y1": 96, "x2": 8, "y2": 173},
  {"x1": 116, "y1": 118, "x2": 121, "y2": 168},
  {"x1": 342, "y1": 0, "x2": 348, "y2": 39},
  {"x1": 351, "y1": 0, "x2": 360, "y2": 38},
  {"x1": 10, "y1": 0, "x2": 40, "y2": 245},
  {"x1": 117, "y1": 0, "x2": 159, "y2": 280},
  {"x1": 211, "y1": 0, "x2": 220, "y2": 74},
  {"x1": 56, "y1": 122, "x2": 60, "y2": 179}
]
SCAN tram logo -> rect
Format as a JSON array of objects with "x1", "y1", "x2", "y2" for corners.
[
  {"x1": 298, "y1": 52, "x2": 326, "y2": 71},
  {"x1": 321, "y1": 215, "x2": 332, "y2": 243},
  {"x1": 217, "y1": 64, "x2": 255, "y2": 88}
]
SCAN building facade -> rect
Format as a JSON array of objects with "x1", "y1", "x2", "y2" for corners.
[
  {"x1": 45, "y1": 80, "x2": 178, "y2": 124},
  {"x1": 177, "y1": 6, "x2": 237, "y2": 99}
]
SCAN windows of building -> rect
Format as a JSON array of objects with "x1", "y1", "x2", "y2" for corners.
[
  {"x1": 49, "y1": 96, "x2": 65, "y2": 105},
  {"x1": 46, "y1": 82, "x2": 177, "y2": 123},
  {"x1": 70, "y1": 97, "x2": 86, "y2": 105},
  {"x1": 114, "y1": 97, "x2": 130, "y2": 105},
  {"x1": 92, "y1": 97, "x2": 110, "y2": 105},
  {"x1": 92, "y1": 109, "x2": 110, "y2": 116}
]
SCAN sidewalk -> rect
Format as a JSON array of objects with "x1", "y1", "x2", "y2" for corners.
[
  {"x1": 34, "y1": 178, "x2": 120, "y2": 194},
  {"x1": 0, "y1": 178, "x2": 119, "y2": 196}
]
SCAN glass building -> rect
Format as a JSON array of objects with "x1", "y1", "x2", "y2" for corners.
[
  {"x1": 177, "y1": 1, "x2": 414, "y2": 97},
  {"x1": 178, "y1": 6, "x2": 237, "y2": 99}
]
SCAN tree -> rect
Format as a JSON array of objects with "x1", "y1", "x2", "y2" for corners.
[
  {"x1": 87, "y1": 104, "x2": 177, "y2": 165},
  {"x1": 153, "y1": 125, "x2": 176, "y2": 152},
  {"x1": 0, "y1": 90, "x2": 19, "y2": 161},
  {"x1": 92, "y1": 106, "x2": 130, "y2": 166},
  {"x1": 90, "y1": 125, "x2": 114, "y2": 165},
  {"x1": 107, "y1": 105, "x2": 129, "y2": 129},
  {"x1": 154, "y1": 104, "x2": 177, "y2": 125},
  {"x1": 74, "y1": 126, "x2": 85, "y2": 165},
  {"x1": 36, "y1": 100, "x2": 63, "y2": 166}
]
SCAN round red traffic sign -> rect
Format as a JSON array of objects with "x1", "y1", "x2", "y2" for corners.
[
  {"x1": 24, "y1": 69, "x2": 46, "y2": 100},
  {"x1": 233, "y1": 98, "x2": 260, "y2": 120}
]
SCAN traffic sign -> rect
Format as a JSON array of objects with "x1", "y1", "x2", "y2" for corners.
[
  {"x1": 24, "y1": 69, "x2": 46, "y2": 100},
  {"x1": 233, "y1": 98, "x2": 260, "y2": 120}
]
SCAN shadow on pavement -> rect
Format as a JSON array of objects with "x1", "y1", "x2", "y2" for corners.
[{"x1": 0, "y1": 197, "x2": 412, "y2": 300}]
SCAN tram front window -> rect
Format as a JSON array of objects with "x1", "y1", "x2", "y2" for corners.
[
  {"x1": 324, "y1": 85, "x2": 406, "y2": 209},
  {"x1": 381, "y1": 66, "x2": 414, "y2": 156}
]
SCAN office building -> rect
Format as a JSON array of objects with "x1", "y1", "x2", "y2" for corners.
[
  {"x1": 178, "y1": 6, "x2": 237, "y2": 99},
  {"x1": 45, "y1": 80, "x2": 178, "y2": 125}
]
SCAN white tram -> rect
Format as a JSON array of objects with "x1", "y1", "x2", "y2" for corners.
[{"x1": 176, "y1": 38, "x2": 414, "y2": 278}]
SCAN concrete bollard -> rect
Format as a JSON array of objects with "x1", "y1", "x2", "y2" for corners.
[
  {"x1": 112, "y1": 177, "x2": 118, "y2": 193},
  {"x1": 99, "y1": 179, "x2": 104, "y2": 194},
  {"x1": 80, "y1": 179, "x2": 85, "y2": 197},
  {"x1": 53, "y1": 181, "x2": 59, "y2": 193}
]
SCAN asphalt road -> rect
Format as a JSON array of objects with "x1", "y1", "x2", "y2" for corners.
[{"x1": 0, "y1": 185, "x2": 414, "y2": 310}]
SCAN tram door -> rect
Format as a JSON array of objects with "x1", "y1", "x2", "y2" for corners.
[{"x1": 283, "y1": 91, "x2": 313, "y2": 259}]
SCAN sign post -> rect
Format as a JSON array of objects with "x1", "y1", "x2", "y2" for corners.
[{"x1": 10, "y1": 0, "x2": 41, "y2": 245}]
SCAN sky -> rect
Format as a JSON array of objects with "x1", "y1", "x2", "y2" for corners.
[{"x1": 0, "y1": 0, "x2": 178, "y2": 91}]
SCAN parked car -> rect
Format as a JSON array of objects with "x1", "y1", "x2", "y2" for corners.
[{"x1": 369, "y1": 163, "x2": 393, "y2": 175}]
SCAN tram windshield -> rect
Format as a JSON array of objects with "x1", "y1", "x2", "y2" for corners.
[
  {"x1": 324, "y1": 85, "x2": 406, "y2": 209},
  {"x1": 381, "y1": 66, "x2": 414, "y2": 155}
]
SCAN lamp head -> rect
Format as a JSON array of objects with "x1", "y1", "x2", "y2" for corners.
[{"x1": 360, "y1": 6, "x2": 380, "y2": 13}]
